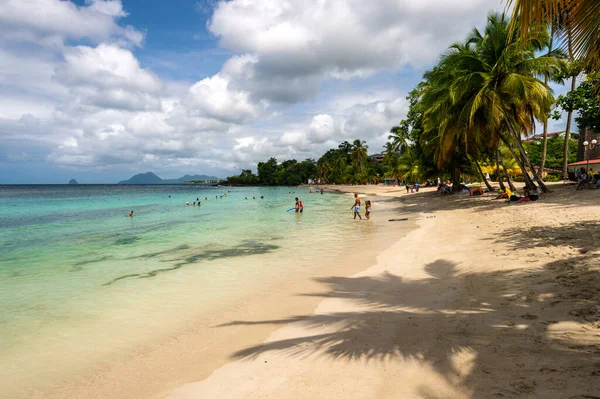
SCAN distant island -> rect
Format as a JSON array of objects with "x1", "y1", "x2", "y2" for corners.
[
  {"x1": 68, "y1": 179, "x2": 79, "y2": 185},
  {"x1": 118, "y1": 172, "x2": 221, "y2": 185}
]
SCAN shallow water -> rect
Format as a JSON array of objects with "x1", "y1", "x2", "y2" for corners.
[{"x1": 0, "y1": 184, "x2": 389, "y2": 396}]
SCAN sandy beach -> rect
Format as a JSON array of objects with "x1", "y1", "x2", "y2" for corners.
[{"x1": 168, "y1": 183, "x2": 600, "y2": 399}]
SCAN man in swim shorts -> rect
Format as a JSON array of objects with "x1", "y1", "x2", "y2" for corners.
[{"x1": 351, "y1": 193, "x2": 362, "y2": 220}]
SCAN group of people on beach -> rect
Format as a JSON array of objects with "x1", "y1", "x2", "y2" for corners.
[
  {"x1": 574, "y1": 167, "x2": 600, "y2": 190},
  {"x1": 351, "y1": 193, "x2": 371, "y2": 220}
]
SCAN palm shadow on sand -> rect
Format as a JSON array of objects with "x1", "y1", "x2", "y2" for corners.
[{"x1": 220, "y1": 257, "x2": 600, "y2": 398}]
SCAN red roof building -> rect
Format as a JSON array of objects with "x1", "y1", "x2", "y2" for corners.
[
  {"x1": 567, "y1": 158, "x2": 600, "y2": 167},
  {"x1": 522, "y1": 131, "x2": 579, "y2": 143}
]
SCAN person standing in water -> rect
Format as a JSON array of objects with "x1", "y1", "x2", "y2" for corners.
[
  {"x1": 351, "y1": 193, "x2": 362, "y2": 220},
  {"x1": 295, "y1": 197, "x2": 304, "y2": 213},
  {"x1": 128, "y1": 210, "x2": 134, "y2": 217},
  {"x1": 365, "y1": 200, "x2": 372, "y2": 220}
]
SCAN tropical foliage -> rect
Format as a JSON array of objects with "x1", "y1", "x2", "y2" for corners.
[
  {"x1": 226, "y1": 11, "x2": 598, "y2": 190},
  {"x1": 226, "y1": 158, "x2": 316, "y2": 186},
  {"x1": 509, "y1": 0, "x2": 600, "y2": 73}
]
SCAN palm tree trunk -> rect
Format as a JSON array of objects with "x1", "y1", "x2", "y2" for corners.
[
  {"x1": 500, "y1": 133, "x2": 536, "y2": 189},
  {"x1": 562, "y1": 30, "x2": 576, "y2": 178},
  {"x1": 452, "y1": 165, "x2": 461, "y2": 192},
  {"x1": 496, "y1": 148, "x2": 506, "y2": 191},
  {"x1": 512, "y1": 130, "x2": 549, "y2": 192},
  {"x1": 500, "y1": 152, "x2": 519, "y2": 191},
  {"x1": 475, "y1": 160, "x2": 494, "y2": 191},
  {"x1": 538, "y1": 28, "x2": 554, "y2": 178}
]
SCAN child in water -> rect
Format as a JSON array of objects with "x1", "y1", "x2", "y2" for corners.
[{"x1": 365, "y1": 200, "x2": 372, "y2": 220}]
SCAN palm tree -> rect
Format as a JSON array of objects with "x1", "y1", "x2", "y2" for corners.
[
  {"x1": 317, "y1": 163, "x2": 331, "y2": 183},
  {"x1": 388, "y1": 124, "x2": 408, "y2": 152},
  {"x1": 421, "y1": 13, "x2": 563, "y2": 193},
  {"x1": 538, "y1": 22, "x2": 567, "y2": 177},
  {"x1": 509, "y1": 0, "x2": 600, "y2": 73},
  {"x1": 383, "y1": 142, "x2": 397, "y2": 164},
  {"x1": 350, "y1": 139, "x2": 368, "y2": 172}
]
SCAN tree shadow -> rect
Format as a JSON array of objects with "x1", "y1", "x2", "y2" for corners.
[
  {"x1": 394, "y1": 183, "x2": 600, "y2": 215},
  {"x1": 220, "y1": 259, "x2": 600, "y2": 397},
  {"x1": 102, "y1": 240, "x2": 279, "y2": 286},
  {"x1": 493, "y1": 219, "x2": 600, "y2": 254}
]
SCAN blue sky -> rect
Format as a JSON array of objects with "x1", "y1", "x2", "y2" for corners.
[{"x1": 0, "y1": 0, "x2": 570, "y2": 183}]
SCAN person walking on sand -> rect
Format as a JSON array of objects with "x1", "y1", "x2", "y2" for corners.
[{"x1": 351, "y1": 193, "x2": 362, "y2": 220}]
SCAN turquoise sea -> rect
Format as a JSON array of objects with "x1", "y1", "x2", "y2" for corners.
[{"x1": 0, "y1": 184, "x2": 383, "y2": 396}]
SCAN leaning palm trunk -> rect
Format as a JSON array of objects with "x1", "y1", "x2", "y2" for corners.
[
  {"x1": 498, "y1": 149, "x2": 516, "y2": 191},
  {"x1": 475, "y1": 160, "x2": 495, "y2": 191},
  {"x1": 507, "y1": 126, "x2": 549, "y2": 192},
  {"x1": 500, "y1": 134, "x2": 537, "y2": 189},
  {"x1": 496, "y1": 149, "x2": 507, "y2": 191}
]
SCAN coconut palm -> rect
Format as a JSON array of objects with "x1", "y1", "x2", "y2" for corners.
[
  {"x1": 317, "y1": 163, "x2": 331, "y2": 183},
  {"x1": 350, "y1": 139, "x2": 368, "y2": 172},
  {"x1": 510, "y1": 2, "x2": 598, "y2": 179},
  {"x1": 420, "y1": 13, "x2": 563, "y2": 193},
  {"x1": 388, "y1": 123, "x2": 408, "y2": 152},
  {"x1": 509, "y1": 0, "x2": 600, "y2": 72}
]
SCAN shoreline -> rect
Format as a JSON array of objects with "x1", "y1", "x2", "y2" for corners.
[
  {"x1": 170, "y1": 182, "x2": 600, "y2": 398},
  {"x1": 36, "y1": 192, "x2": 415, "y2": 399}
]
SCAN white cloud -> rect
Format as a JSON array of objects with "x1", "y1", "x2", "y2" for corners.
[
  {"x1": 0, "y1": 0, "x2": 143, "y2": 46},
  {"x1": 209, "y1": 0, "x2": 496, "y2": 103},
  {"x1": 55, "y1": 44, "x2": 163, "y2": 111},
  {"x1": 185, "y1": 73, "x2": 266, "y2": 123},
  {"x1": 0, "y1": 0, "x2": 507, "y2": 180},
  {"x1": 308, "y1": 114, "x2": 336, "y2": 144}
]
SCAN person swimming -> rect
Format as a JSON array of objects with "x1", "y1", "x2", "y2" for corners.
[
  {"x1": 185, "y1": 202, "x2": 189, "y2": 206},
  {"x1": 128, "y1": 210, "x2": 134, "y2": 217},
  {"x1": 204, "y1": 197, "x2": 208, "y2": 201},
  {"x1": 193, "y1": 201, "x2": 196, "y2": 206}
]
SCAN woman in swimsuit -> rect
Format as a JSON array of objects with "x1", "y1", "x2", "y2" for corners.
[{"x1": 365, "y1": 200, "x2": 372, "y2": 220}]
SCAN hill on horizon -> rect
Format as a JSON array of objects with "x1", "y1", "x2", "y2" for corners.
[{"x1": 118, "y1": 172, "x2": 221, "y2": 184}]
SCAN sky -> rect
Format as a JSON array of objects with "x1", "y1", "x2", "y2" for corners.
[{"x1": 0, "y1": 0, "x2": 571, "y2": 184}]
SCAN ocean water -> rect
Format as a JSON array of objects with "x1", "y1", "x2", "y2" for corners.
[{"x1": 0, "y1": 184, "x2": 386, "y2": 396}]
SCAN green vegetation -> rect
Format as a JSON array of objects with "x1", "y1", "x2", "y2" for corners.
[
  {"x1": 226, "y1": 12, "x2": 598, "y2": 190},
  {"x1": 226, "y1": 158, "x2": 317, "y2": 186}
]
